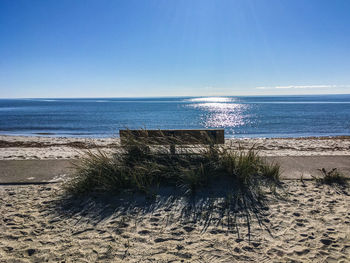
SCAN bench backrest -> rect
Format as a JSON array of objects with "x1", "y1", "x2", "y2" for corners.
[{"x1": 119, "y1": 129, "x2": 225, "y2": 145}]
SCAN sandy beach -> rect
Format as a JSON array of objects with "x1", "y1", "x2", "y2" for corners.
[
  {"x1": 0, "y1": 135, "x2": 349, "y2": 262},
  {"x1": 0, "y1": 181, "x2": 349, "y2": 262},
  {"x1": 1, "y1": 135, "x2": 350, "y2": 160}
]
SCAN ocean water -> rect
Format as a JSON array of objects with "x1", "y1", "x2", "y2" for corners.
[{"x1": 0, "y1": 95, "x2": 349, "y2": 138}]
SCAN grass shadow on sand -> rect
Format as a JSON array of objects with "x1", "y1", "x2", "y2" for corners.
[{"x1": 53, "y1": 181, "x2": 278, "y2": 241}]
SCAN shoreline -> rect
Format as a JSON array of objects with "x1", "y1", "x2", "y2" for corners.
[
  {"x1": 1, "y1": 133, "x2": 350, "y2": 140},
  {"x1": 1, "y1": 134, "x2": 349, "y2": 160}
]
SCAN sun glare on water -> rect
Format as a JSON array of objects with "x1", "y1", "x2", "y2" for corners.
[
  {"x1": 187, "y1": 97, "x2": 248, "y2": 128},
  {"x1": 188, "y1": 97, "x2": 234, "y2": 103}
]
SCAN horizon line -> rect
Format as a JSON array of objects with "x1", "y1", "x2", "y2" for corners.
[{"x1": 1, "y1": 93, "x2": 350, "y2": 99}]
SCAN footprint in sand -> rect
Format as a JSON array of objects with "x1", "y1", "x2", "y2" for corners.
[
  {"x1": 176, "y1": 244, "x2": 184, "y2": 250},
  {"x1": 295, "y1": 248, "x2": 310, "y2": 256},
  {"x1": 3, "y1": 246, "x2": 14, "y2": 252},
  {"x1": 154, "y1": 237, "x2": 168, "y2": 243},
  {"x1": 138, "y1": 230, "x2": 151, "y2": 235},
  {"x1": 168, "y1": 251, "x2": 192, "y2": 259},
  {"x1": 209, "y1": 229, "x2": 225, "y2": 234},
  {"x1": 252, "y1": 242, "x2": 261, "y2": 248},
  {"x1": 171, "y1": 231, "x2": 184, "y2": 236},
  {"x1": 134, "y1": 237, "x2": 147, "y2": 243},
  {"x1": 320, "y1": 238, "x2": 333, "y2": 246},
  {"x1": 183, "y1": 226, "x2": 194, "y2": 233}
]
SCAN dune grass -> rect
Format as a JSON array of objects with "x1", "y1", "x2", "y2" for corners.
[
  {"x1": 313, "y1": 168, "x2": 348, "y2": 186},
  {"x1": 66, "y1": 131, "x2": 280, "y2": 198},
  {"x1": 62, "y1": 131, "x2": 282, "y2": 238}
]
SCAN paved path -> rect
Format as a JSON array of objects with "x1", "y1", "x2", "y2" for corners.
[
  {"x1": 269, "y1": 156, "x2": 350, "y2": 180},
  {"x1": 0, "y1": 159, "x2": 77, "y2": 184},
  {"x1": 0, "y1": 156, "x2": 349, "y2": 184}
]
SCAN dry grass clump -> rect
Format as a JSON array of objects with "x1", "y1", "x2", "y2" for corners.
[
  {"x1": 66, "y1": 131, "x2": 280, "y2": 197},
  {"x1": 313, "y1": 168, "x2": 348, "y2": 186}
]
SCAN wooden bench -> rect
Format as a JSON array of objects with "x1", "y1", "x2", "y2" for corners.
[{"x1": 119, "y1": 129, "x2": 225, "y2": 154}]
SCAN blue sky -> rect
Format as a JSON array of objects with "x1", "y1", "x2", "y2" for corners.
[{"x1": 1, "y1": 0, "x2": 350, "y2": 98}]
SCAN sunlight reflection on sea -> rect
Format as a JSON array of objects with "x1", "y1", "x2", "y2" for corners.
[
  {"x1": 186, "y1": 97, "x2": 234, "y2": 103},
  {"x1": 186, "y1": 97, "x2": 249, "y2": 128}
]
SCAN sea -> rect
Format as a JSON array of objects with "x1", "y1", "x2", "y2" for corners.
[{"x1": 0, "y1": 94, "x2": 349, "y2": 138}]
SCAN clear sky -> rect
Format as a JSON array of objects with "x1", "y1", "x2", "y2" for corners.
[{"x1": 1, "y1": 0, "x2": 350, "y2": 98}]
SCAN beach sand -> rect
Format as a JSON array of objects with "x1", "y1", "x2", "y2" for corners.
[
  {"x1": 1, "y1": 135, "x2": 350, "y2": 160},
  {"x1": 0, "y1": 135, "x2": 350, "y2": 262},
  {"x1": 0, "y1": 181, "x2": 349, "y2": 262}
]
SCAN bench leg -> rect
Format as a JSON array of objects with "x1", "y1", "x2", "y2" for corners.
[{"x1": 170, "y1": 144, "x2": 176, "y2": 155}]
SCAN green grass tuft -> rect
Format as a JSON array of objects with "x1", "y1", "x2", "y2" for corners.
[
  {"x1": 313, "y1": 168, "x2": 348, "y2": 186},
  {"x1": 66, "y1": 131, "x2": 281, "y2": 197}
]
